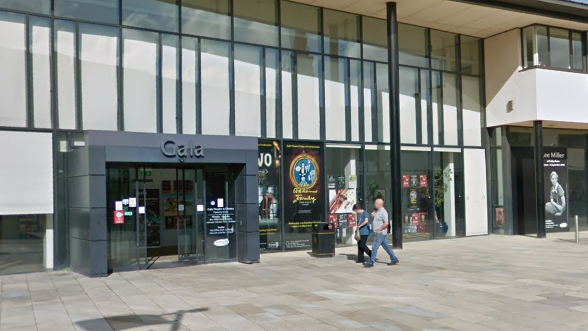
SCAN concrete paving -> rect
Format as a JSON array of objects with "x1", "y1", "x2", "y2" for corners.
[{"x1": 2, "y1": 234, "x2": 588, "y2": 331}]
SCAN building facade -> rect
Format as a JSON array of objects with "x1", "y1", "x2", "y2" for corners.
[{"x1": 0, "y1": 0, "x2": 586, "y2": 276}]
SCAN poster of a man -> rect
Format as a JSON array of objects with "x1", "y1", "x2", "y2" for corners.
[{"x1": 545, "y1": 171, "x2": 566, "y2": 216}]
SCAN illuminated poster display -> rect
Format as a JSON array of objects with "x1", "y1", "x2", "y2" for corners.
[
  {"x1": 283, "y1": 142, "x2": 325, "y2": 250},
  {"x1": 544, "y1": 148, "x2": 569, "y2": 232}
]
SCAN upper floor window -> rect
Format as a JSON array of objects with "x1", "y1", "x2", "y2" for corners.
[{"x1": 522, "y1": 25, "x2": 585, "y2": 72}]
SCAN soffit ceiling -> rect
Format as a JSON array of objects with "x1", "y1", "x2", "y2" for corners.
[{"x1": 290, "y1": 0, "x2": 588, "y2": 37}]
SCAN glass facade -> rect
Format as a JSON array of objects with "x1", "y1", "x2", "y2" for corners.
[
  {"x1": 0, "y1": 0, "x2": 488, "y2": 274},
  {"x1": 522, "y1": 24, "x2": 586, "y2": 72}
]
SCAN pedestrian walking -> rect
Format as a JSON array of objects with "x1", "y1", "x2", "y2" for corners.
[
  {"x1": 364, "y1": 198, "x2": 399, "y2": 268},
  {"x1": 352, "y1": 203, "x2": 371, "y2": 263}
]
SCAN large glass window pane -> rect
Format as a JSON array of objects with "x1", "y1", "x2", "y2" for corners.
[
  {"x1": 399, "y1": 24, "x2": 428, "y2": 68},
  {"x1": 181, "y1": 36, "x2": 198, "y2": 134},
  {"x1": 326, "y1": 145, "x2": 362, "y2": 246},
  {"x1": 234, "y1": 44, "x2": 262, "y2": 137},
  {"x1": 56, "y1": 20, "x2": 77, "y2": 130},
  {"x1": 430, "y1": 30, "x2": 457, "y2": 72},
  {"x1": 363, "y1": 62, "x2": 375, "y2": 142},
  {"x1": 265, "y1": 49, "x2": 278, "y2": 138},
  {"x1": 281, "y1": 1, "x2": 321, "y2": 53},
  {"x1": 325, "y1": 56, "x2": 347, "y2": 141},
  {"x1": 432, "y1": 72, "x2": 458, "y2": 146},
  {"x1": 550, "y1": 28, "x2": 571, "y2": 69},
  {"x1": 31, "y1": 17, "x2": 52, "y2": 129},
  {"x1": 433, "y1": 151, "x2": 464, "y2": 238},
  {"x1": 401, "y1": 150, "x2": 432, "y2": 241},
  {"x1": 281, "y1": 51, "x2": 294, "y2": 139},
  {"x1": 162, "y1": 35, "x2": 178, "y2": 134},
  {"x1": 0, "y1": 11, "x2": 26, "y2": 127},
  {"x1": 365, "y1": 145, "x2": 392, "y2": 219},
  {"x1": 522, "y1": 26, "x2": 535, "y2": 68},
  {"x1": 297, "y1": 53, "x2": 321, "y2": 140},
  {"x1": 55, "y1": 0, "x2": 119, "y2": 24},
  {"x1": 0, "y1": 214, "x2": 48, "y2": 274},
  {"x1": 234, "y1": 0, "x2": 277, "y2": 47},
  {"x1": 182, "y1": 0, "x2": 230, "y2": 40},
  {"x1": 420, "y1": 69, "x2": 429, "y2": 144},
  {"x1": 537, "y1": 26, "x2": 549, "y2": 66},
  {"x1": 461, "y1": 36, "x2": 481, "y2": 75},
  {"x1": 123, "y1": 29, "x2": 157, "y2": 133},
  {"x1": 323, "y1": 10, "x2": 360, "y2": 58},
  {"x1": 0, "y1": 0, "x2": 50, "y2": 15},
  {"x1": 201, "y1": 40, "x2": 230, "y2": 135},
  {"x1": 376, "y1": 63, "x2": 390, "y2": 143},
  {"x1": 122, "y1": 0, "x2": 179, "y2": 33},
  {"x1": 350, "y1": 60, "x2": 361, "y2": 142},
  {"x1": 362, "y1": 17, "x2": 387, "y2": 62},
  {"x1": 572, "y1": 32, "x2": 584, "y2": 71},
  {"x1": 400, "y1": 66, "x2": 418, "y2": 144},
  {"x1": 80, "y1": 24, "x2": 118, "y2": 130},
  {"x1": 258, "y1": 140, "x2": 281, "y2": 251},
  {"x1": 462, "y1": 76, "x2": 482, "y2": 147}
]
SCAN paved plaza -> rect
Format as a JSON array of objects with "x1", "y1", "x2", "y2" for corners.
[{"x1": 2, "y1": 234, "x2": 588, "y2": 331}]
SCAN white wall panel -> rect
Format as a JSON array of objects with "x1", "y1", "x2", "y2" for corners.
[
  {"x1": 0, "y1": 131, "x2": 54, "y2": 215},
  {"x1": 464, "y1": 148, "x2": 488, "y2": 236}
]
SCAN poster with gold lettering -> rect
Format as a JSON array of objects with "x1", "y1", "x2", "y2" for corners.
[{"x1": 283, "y1": 142, "x2": 324, "y2": 250}]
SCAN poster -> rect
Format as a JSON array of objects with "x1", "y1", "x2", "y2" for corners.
[
  {"x1": 258, "y1": 140, "x2": 281, "y2": 250},
  {"x1": 283, "y1": 142, "x2": 324, "y2": 250},
  {"x1": 410, "y1": 175, "x2": 418, "y2": 188},
  {"x1": 328, "y1": 189, "x2": 356, "y2": 214},
  {"x1": 544, "y1": 148, "x2": 569, "y2": 232},
  {"x1": 336, "y1": 176, "x2": 346, "y2": 190},
  {"x1": 409, "y1": 189, "x2": 418, "y2": 210},
  {"x1": 419, "y1": 174, "x2": 428, "y2": 188},
  {"x1": 348, "y1": 175, "x2": 357, "y2": 189},
  {"x1": 328, "y1": 175, "x2": 336, "y2": 189},
  {"x1": 494, "y1": 207, "x2": 505, "y2": 228},
  {"x1": 402, "y1": 175, "x2": 410, "y2": 188}
]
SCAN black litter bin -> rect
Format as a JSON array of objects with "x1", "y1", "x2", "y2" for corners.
[{"x1": 311, "y1": 222, "x2": 335, "y2": 257}]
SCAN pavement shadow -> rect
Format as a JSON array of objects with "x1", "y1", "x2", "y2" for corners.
[
  {"x1": 75, "y1": 308, "x2": 209, "y2": 331},
  {"x1": 339, "y1": 253, "x2": 358, "y2": 261}
]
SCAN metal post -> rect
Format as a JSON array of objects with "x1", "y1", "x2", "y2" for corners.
[
  {"x1": 575, "y1": 215, "x2": 579, "y2": 244},
  {"x1": 386, "y1": 2, "x2": 402, "y2": 249},
  {"x1": 534, "y1": 121, "x2": 546, "y2": 238}
]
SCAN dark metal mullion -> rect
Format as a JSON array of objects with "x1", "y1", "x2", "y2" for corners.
[
  {"x1": 156, "y1": 33, "x2": 163, "y2": 133},
  {"x1": 177, "y1": 35, "x2": 183, "y2": 133},
  {"x1": 292, "y1": 54, "x2": 299, "y2": 139},
  {"x1": 196, "y1": 39, "x2": 202, "y2": 134},
  {"x1": 276, "y1": 0, "x2": 283, "y2": 139},
  {"x1": 415, "y1": 69, "x2": 422, "y2": 145},
  {"x1": 117, "y1": 27, "x2": 124, "y2": 131},
  {"x1": 358, "y1": 17, "x2": 365, "y2": 143},
  {"x1": 344, "y1": 59, "x2": 352, "y2": 142},
  {"x1": 426, "y1": 29, "x2": 433, "y2": 148},
  {"x1": 26, "y1": 15, "x2": 34, "y2": 128},
  {"x1": 229, "y1": 0, "x2": 235, "y2": 136},
  {"x1": 319, "y1": 8, "x2": 326, "y2": 141},
  {"x1": 547, "y1": 26, "x2": 552, "y2": 67},
  {"x1": 371, "y1": 62, "x2": 377, "y2": 143},
  {"x1": 569, "y1": 30, "x2": 573, "y2": 70},
  {"x1": 74, "y1": 22, "x2": 82, "y2": 130},
  {"x1": 438, "y1": 72, "x2": 445, "y2": 146},
  {"x1": 50, "y1": 17, "x2": 59, "y2": 129},
  {"x1": 456, "y1": 35, "x2": 464, "y2": 147},
  {"x1": 260, "y1": 48, "x2": 267, "y2": 138}
]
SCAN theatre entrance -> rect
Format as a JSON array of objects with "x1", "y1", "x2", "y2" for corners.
[{"x1": 106, "y1": 165, "x2": 237, "y2": 272}]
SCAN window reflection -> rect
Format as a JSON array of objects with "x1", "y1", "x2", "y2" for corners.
[
  {"x1": 297, "y1": 53, "x2": 321, "y2": 139},
  {"x1": 181, "y1": 36, "x2": 199, "y2": 134},
  {"x1": 234, "y1": 0, "x2": 278, "y2": 47},
  {"x1": 363, "y1": 17, "x2": 387, "y2": 62},
  {"x1": 0, "y1": 0, "x2": 50, "y2": 15},
  {"x1": 0, "y1": 11, "x2": 26, "y2": 127},
  {"x1": 31, "y1": 17, "x2": 52, "y2": 129},
  {"x1": 431, "y1": 30, "x2": 457, "y2": 72},
  {"x1": 323, "y1": 10, "x2": 360, "y2": 58},
  {"x1": 280, "y1": 1, "x2": 321, "y2": 53},
  {"x1": 325, "y1": 56, "x2": 348, "y2": 141},
  {"x1": 234, "y1": 44, "x2": 262, "y2": 137},
  {"x1": 460, "y1": 36, "x2": 480, "y2": 75},
  {"x1": 376, "y1": 63, "x2": 390, "y2": 143},
  {"x1": 201, "y1": 40, "x2": 230, "y2": 135},
  {"x1": 55, "y1": 0, "x2": 119, "y2": 24},
  {"x1": 182, "y1": 0, "x2": 230, "y2": 40},
  {"x1": 55, "y1": 20, "x2": 77, "y2": 130},
  {"x1": 399, "y1": 24, "x2": 428, "y2": 68},
  {"x1": 122, "y1": 0, "x2": 179, "y2": 33},
  {"x1": 0, "y1": 214, "x2": 48, "y2": 275}
]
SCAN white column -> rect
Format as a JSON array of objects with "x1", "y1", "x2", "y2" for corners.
[
  {"x1": 345, "y1": 150, "x2": 357, "y2": 245},
  {"x1": 443, "y1": 153, "x2": 456, "y2": 237},
  {"x1": 44, "y1": 215, "x2": 54, "y2": 269}
]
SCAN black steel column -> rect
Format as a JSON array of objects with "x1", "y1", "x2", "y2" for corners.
[
  {"x1": 534, "y1": 120, "x2": 546, "y2": 238},
  {"x1": 387, "y1": 2, "x2": 402, "y2": 249}
]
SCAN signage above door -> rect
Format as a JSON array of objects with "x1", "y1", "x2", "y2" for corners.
[{"x1": 160, "y1": 140, "x2": 204, "y2": 159}]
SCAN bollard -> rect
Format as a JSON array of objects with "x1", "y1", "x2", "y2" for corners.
[{"x1": 575, "y1": 215, "x2": 580, "y2": 244}]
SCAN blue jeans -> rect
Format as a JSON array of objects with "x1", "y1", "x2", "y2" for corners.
[{"x1": 367, "y1": 232, "x2": 398, "y2": 265}]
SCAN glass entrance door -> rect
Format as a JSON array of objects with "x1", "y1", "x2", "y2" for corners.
[{"x1": 177, "y1": 168, "x2": 205, "y2": 262}]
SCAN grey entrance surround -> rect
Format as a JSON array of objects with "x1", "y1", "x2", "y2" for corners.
[{"x1": 67, "y1": 130, "x2": 259, "y2": 277}]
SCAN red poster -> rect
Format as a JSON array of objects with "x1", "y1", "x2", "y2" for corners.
[
  {"x1": 113, "y1": 211, "x2": 124, "y2": 224},
  {"x1": 419, "y1": 174, "x2": 428, "y2": 187},
  {"x1": 348, "y1": 213, "x2": 357, "y2": 227},
  {"x1": 402, "y1": 175, "x2": 410, "y2": 188}
]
